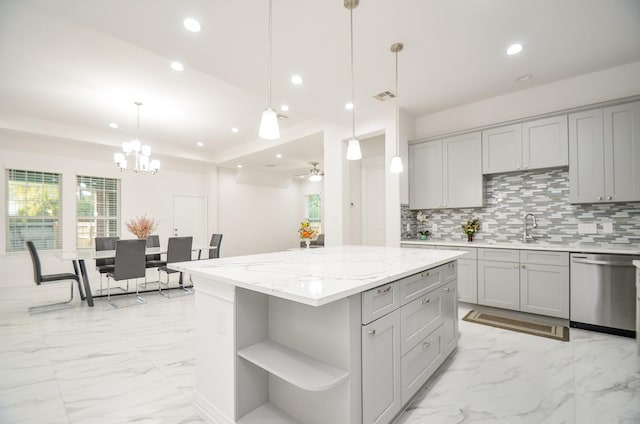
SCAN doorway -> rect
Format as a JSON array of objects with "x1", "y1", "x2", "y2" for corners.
[{"x1": 173, "y1": 195, "x2": 207, "y2": 247}]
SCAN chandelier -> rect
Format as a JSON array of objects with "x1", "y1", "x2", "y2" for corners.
[{"x1": 113, "y1": 102, "x2": 160, "y2": 174}]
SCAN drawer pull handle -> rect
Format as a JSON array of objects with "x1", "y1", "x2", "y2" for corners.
[
  {"x1": 421, "y1": 271, "x2": 430, "y2": 277},
  {"x1": 422, "y1": 298, "x2": 431, "y2": 304},
  {"x1": 421, "y1": 341, "x2": 431, "y2": 350},
  {"x1": 377, "y1": 286, "x2": 391, "y2": 294},
  {"x1": 368, "y1": 329, "x2": 376, "y2": 336},
  {"x1": 443, "y1": 287, "x2": 450, "y2": 292}
]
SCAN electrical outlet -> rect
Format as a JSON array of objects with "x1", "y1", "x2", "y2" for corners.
[
  {"x1": 406, "y1": 223, "x2": 410, "y2": 232},
  {"x1": 601, "y1": 222, "x2": 613, "y2": 234},
  {"x1": 578, "y1": 223, "x2": 597, "y2": 234},
  {"x1": 432, "y1": 223, "x2": 438, "y2": 232}
]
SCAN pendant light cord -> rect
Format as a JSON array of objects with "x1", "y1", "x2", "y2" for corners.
[
  {"x1": 395, "y1": 50, "x2": 399, "y2": 156},
  {"x1": 350, "y1": 7, "x2": 355, "y2": 139},
  {"x1": 267, "y1": 0, "x2": 273, "y2": 109}
]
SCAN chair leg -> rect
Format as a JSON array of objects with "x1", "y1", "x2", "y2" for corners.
[
  {"x1": 28, "y1": 282, "x2": 74, "y2": 314},
  {"x1": 136, "y1": 277, "x2": 146, "y2": 304}
]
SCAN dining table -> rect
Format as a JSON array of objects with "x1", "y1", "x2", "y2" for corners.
[{"x1": 60, "y1": 245, "x2": 214, "y2": 307}]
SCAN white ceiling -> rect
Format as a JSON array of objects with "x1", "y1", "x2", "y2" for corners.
[{"x1": 1, "y1": 0, "x2": 639, "y2": 176}]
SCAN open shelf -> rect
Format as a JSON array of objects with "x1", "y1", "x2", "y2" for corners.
[
  {"x1": 237, "y1": 340, "x2": 349, "y2": 392},
  {"x1": 238, "y1": 402, "x2": 299, "y2": 424}
]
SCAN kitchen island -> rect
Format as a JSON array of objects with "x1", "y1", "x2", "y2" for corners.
[{"x1": 171, "y1": 245, "x2": 465, "y2": 424}]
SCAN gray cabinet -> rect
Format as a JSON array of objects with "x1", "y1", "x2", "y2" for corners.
[
  {"x1": 483, "y1": 116, "x2": 568, "y2": 174},
  {"x1": 409, "y1": 132, "x2": 483, "y2": 209},
  {"x1": 457, "y1": 259, "x2": 478, "y2": 304},
  {"x1": 362, "y1": 309, "x2": 402, "y2": 424},
  {"x1": 520, "y1": 263, "x2": 569, "y2": 319},
  {"x1": 569, "y1": 101, "x2": 640, "y2": 203},
  {"x1": 441, "y1": 280, "x2": 458, "y2": 356},
  {"x1": 477, "y1": 259, "x2": 520, "y2": 311}
]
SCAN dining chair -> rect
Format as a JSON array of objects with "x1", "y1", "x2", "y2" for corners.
[
  {"x1": 26, "y1": 241, "x2": 84, "y2": 314},
  {"x1": 95, "y1": 236, "x2": 119, "y2": 294},
  {"x1": 143, "y1": 235, "x2": 166, "y2": 286},
  {"x1": 209, "y1": 233, "x2": 223, "y2": 259},
  {"x1": 158, "y1": 236, "x2": 193, "y2": 297},
  {"x1": 105, "y1": 239, "x2": 147, "y2": 308}
]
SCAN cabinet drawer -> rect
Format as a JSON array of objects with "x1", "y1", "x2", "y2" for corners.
[
  {"x1": 362, "y1": 282, "x2": 400, "y2": 324},
  {"x1": 399, "y1": 268, "x2": 442, "y2": 305},
  {"x1": 435, "y1": 246, "x2": 477, "y2": 260},
  {"x1": 519, "y1": 250, "x2": 568, "y2": 266},
  {"x1": 401, "y1": 292, "x2": 443, "y2": 354},
  {"x1": 477, "y1": 248, "x2": 519, "y2": 262},
  {"x1": 401, "y1": 326, "x2": 444, "y2": 405}
]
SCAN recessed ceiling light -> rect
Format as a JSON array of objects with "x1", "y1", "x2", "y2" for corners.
[
  {"x1": 291, "y1": 75, "x2": 303, "y2": 85},
  {"x1": 506, "y1": 43, "x2": 524, "y2": 55},
  {"x1": 109, "y1": 122, "x2": 119, "y2": 129},
  {"x1": 516, "y1": 74, "x2": 533, "y2": 82},
  {"x1": 345, "y1": 102, "x2": 354, "y2": 110},
  {"x1": 171, "y1": 61, "x2": 184, "y2": 71},
  {"x1": 236, "y1": 164, "x2": 243, "y2": 168},
  {"x1": 197, "y1": 141, "x2": 204, "y2": 147},
  {"x1": 276, "y1": 153, "x2": 282, "y2": 158},
  {"x1": 231, "y1": 127, "x2": 239, "y2": 133},
  {"x1": 280, "y1": 104, "x2": 289, "y2": 112},
  {"x1": 183, "y1": 18, "x2": 201, "y2": 33}
]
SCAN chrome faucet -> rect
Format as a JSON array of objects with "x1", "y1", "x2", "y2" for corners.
[{"x1": 523, "y1": 213, "x2": 538, "y2": 243}]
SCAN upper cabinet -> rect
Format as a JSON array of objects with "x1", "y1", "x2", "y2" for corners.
[
  {"x1": 569, "y1": 101, "x2": 640, "y2": 203},
  {"x1": 482, "y1": 115, "x2": 568, "y2": 174},
  {"x1": 409, "y1": 132, "x2": 482, "y2": 210}
]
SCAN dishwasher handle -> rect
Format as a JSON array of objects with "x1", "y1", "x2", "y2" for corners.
[{"x1": 571, "y1": 258, "x2": 635, "y2": 267}]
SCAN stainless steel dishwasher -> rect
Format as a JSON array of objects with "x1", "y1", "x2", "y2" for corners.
[{"x1": 570, "y1": 253, "x2": 639, "y2": 338}]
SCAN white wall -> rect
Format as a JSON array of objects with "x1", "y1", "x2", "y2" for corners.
[
  {"x1": 216, "y1": 168, "x2": 305, "y2": 256},
  {"x1": 415, "y1": 61, "x2": 640, "y2": 139},
  {"x1": 0, "y1": 129, "x2": 209, "y2": 281}
]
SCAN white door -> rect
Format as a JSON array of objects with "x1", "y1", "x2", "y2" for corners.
[
  {"x1": 173, "y1": 195, "x2": 207, "y2": 248},
  {"x1": 362, "y1": 156, "x2": 385, "y2": 246}
]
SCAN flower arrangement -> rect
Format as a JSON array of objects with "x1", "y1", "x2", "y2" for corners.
[
  {"x1": 126, "y1": 214, "x2": 158, "y2": 239},
  {"x1": 462, "y1": 218, "x2": 480, "y2": 241},
  {"x1": 298, "y1": 219, "x2": 317, "y2": 240},
  {"x1": 416, "y1": 211, "x2": 430, "y2": 239}
]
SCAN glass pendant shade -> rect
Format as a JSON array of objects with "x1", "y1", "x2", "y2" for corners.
[
  {"x1": 308, "y1": 174, "x2": 322, "y2": 182},
  {"x1": 346, "y1": 138, "x2": 362, "y2": 160},
  {"x1": 259, "y1": 108, "x2": 280, "y2": 140},
  {"x1": 390, "y1": 155, "x2": 404, "y2": 173}
]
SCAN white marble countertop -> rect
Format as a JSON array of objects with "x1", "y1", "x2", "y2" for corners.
[
  {"x1": 170, "y1": 245, "x2": 465, "y2": 306},
  {"x1": 634, "y1": 260, "x2": 640, "y2": 268},
  {"x1": 401, "y1": 240, "x2": 640, "y2": 255}
]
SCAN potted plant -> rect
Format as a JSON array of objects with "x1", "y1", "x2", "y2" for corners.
[
  {"x1": 462, "y1": 218, "x2": 480, "y2": 242},
  {"x1": 126, "y1": 214, "x2": 158, "y2": 239},
  {"x1": 416, "y1": 211, "x2": 430, "y2": 240},
  {"x1": 298, "y1": 219, "x2": 317, "y2": 248}
]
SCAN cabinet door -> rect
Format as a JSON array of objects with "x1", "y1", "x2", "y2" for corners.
[
  {"x1": 482, "y1": 124, "x2": 522, "y2": 174},
  {"x1": 457, "y1": 258, "x2": 478, "y2": 304},
  {"x1": 409, "y1": 141, "x2": 442, "y2": 209},
  {"x1": 522, "y1": 115, "x2": 568, "y2": 170},
  {"x1": 477, "y1": 260, "x2": 520, "y2": 311},
  {"x1": 569, "y1": 109, "x2": 605, "y2": 203},
  {"x1": 441, "y1": 280, "x2": 458, "y2": 356},
  {"x1": 443, "y1": 132, "x2": 483, "y2": 208},
  {"x1": 604, "y1": 101, "x2": 640, "y2": 202},
  {"x1": 362, "y1": 309, "x2": 401, "y2": 424},
  {"x1": 520, "y1": 264, "x2": 569, "y2": 319}
]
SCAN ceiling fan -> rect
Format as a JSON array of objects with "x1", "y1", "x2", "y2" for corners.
[{"x1": 295, "y1": 162, "x2": 324, "y2": 182}]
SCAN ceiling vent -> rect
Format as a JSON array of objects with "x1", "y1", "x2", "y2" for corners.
[{"x1": 373, "y1": 90, "x2": 397, "y2": 101}]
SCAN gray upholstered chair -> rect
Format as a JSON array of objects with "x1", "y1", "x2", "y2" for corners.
[
  {"x1": 145, "y1": 235, "x2": 165, "y2": 268},
  {"x1": 95, "y1": 236, "x2": 119, "y2": 293},
  {"x1": 106, "y1": 239, "x2": 147, "y2": 308},
  {"x1": 158, "y1": 236, "x2": 193, "y2": 297},
  {"x1": 209, "y1": 233, "x2": 223, "y2": 259},
  {"x1": 26, "y1": 241, "x2": 84, "y2": 314}
]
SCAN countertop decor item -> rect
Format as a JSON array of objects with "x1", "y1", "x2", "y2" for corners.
[
  {"x1": 462, "y1": 218, "x2": 480, "y2": 242},
  {"x1": 416, "y1": 210, "x2": 430, "y2": 239},
  {"x1": 126, "y1": 214, "x2": 158, "y2": 239},
  {"x1": 298, "y1": 219, "x2": 317, "y2": 247}
]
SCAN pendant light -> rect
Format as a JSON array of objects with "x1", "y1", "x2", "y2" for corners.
[
  {"x1": 345, "y1": 0, "x2": 361, "y2": 160},
  {"x1": 259, "y1": 0, "x2": 280, "y2": 140},
  {"x1": 389, "y1": 42, "x2": 404, "y2": 173}
]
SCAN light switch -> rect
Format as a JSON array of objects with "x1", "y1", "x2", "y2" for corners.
[
  {"x1": 406, "y1": 223, "x2": 410, "y2": 231},
  {"x1": 601, "y1": 222, "x2": 613, "y2": 234}
]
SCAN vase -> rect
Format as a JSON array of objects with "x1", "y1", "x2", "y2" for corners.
[
  {"x1": 304, "y1": 239, "x2": 311, "y2": 248},
  {"x1": 419, "y1": 235, "x2": 427, "y2": 240},
  {"x1": 467, "y1": 233, "x2": 473, "y2": 242}
]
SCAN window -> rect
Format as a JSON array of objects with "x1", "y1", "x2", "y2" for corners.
[
  {"x1": 7, "y1": 169, "x2": 62, "y2": 252},
  {"x1": 304, "y1": 194, "x2": 322, "y2": 234},
  {"x1": 76, "y1": 176, "x2": 120, "y2": 248}
]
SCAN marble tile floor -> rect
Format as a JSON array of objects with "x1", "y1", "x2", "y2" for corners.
[{"x1": 1, "y1": 279, "x2": 639, "y2": 424}]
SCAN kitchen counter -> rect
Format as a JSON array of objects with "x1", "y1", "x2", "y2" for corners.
[
  {"x1": 172, "y1": 245, "x2": 465, "y2": 306},
  {"x1": 401, "y1": 240, "x2": 640, "y2": 255},
  {"x1": 172, "y1": 245, "x2": 464, "y2": 423}
]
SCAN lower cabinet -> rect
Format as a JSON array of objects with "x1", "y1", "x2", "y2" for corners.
[
  {"x1": 362, "y1": 310, "x2": 402, "y2": 424},
  {"x1": 362, "y1": 262, "x2": 458, "y2": 424},
  {"x1": 477, "y1": 260, "x2": 520, "y2": 311},
  {"x1": 520, "y1": 263, "x2": 569, "y2": 319},
  {"x1": 457, "y1": 258, "x2": 478, "y2": 303}
]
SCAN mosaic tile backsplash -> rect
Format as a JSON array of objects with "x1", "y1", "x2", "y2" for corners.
[{"x1": 401, "y1": 168, "x2": 640, "y2": 247}]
